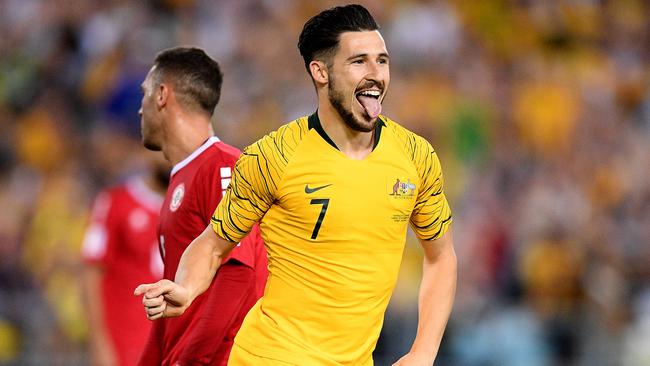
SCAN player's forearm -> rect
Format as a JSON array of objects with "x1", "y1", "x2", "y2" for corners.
[
  {"x1": 82, "y1": 266, "x2": 116, "y2": 364},
  {"x1": 410, "y1": 234, "x2": 457, "y2": 362},
  {"x1": 175, "y1": 225, "x2": 235, "y2": 302},
  {"x1": 82, "y1": 266, "x2": 106, "y2": 335}
]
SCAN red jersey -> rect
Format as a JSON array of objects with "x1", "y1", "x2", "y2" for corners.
[
  {"x1": 143, "y1": 136, "x2": 267, "y2": 366},
  {"x1": 82, "y1": 178, "x2": 164, "y2": 366}
]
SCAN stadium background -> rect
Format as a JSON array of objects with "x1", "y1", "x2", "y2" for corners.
[{"x1": 1, "y1": 0, "x2": 649, "y2": 365}]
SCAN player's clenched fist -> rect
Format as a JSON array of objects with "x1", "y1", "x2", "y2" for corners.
[{"x1": 134, "y1": 279, "x2": 191, "y2": 320}]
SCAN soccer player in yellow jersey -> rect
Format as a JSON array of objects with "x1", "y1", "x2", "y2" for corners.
[{"x1": 135, "y1": 4, "x2": 456, "y2": 366}]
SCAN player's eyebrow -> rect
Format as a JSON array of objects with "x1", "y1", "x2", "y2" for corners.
[{"x1": 346, "y1": 52, "x2": 390, "y2": 61}]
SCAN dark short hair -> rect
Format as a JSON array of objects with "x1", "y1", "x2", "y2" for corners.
[
  {"x1": 153, "y1": 47, "x2": 223, "y2": 116},
  {"x1": 298, "y1": 4, "x2": 379, "y2": 74}
]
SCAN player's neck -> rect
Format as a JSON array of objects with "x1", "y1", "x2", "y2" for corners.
[
  {"x1": 144, "y1": 173, "x2": 167, "y2": 196},
  {"x1": 163, "y1": 112, "x2": 215, "y2": 166},
  {"x1": 317, "y1": 107, "x2": 374, "y2": 160}
]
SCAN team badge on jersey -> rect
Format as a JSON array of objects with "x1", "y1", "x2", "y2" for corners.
[
  {"x1": 388, "y1": 178, "x2": 416, "y2": 199},
  {"x1": 170, "y1": 183, "x2": 185, "y2": 211}
]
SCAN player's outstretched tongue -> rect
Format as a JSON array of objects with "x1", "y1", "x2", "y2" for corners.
[{"x1": 358, "y1": 95, "x2": 381, "y2": 119}]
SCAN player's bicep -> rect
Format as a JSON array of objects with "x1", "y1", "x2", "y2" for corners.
[
  {"x1": 418, "y1": 228, "x2": 454, "y2": 263},
  {"x1": 209, "y1": 226, "x2": 239, "y2": 258}
]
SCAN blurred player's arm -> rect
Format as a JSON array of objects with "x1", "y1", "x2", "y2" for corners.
[
  {"x1": 83, "y1": 265, "x2": 117, "y2": 366},
  {"x1": 134, "y1": 226, "x2": 237, "y2": 319},
  {"x1": 82, "y1": 193, "x2": 118, "y2": 366},
  {"x1": 393, "y1": 229, "x2": 456, "y2": 366}
]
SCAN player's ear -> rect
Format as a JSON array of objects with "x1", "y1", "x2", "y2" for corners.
[
  {"x1": 156, "y1": 83, "x2": 169, "y2": 109},
  {"x1": 309, "y1": 60, "x2": 329, "y2": 85}
]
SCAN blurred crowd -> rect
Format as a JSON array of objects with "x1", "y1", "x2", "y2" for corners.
[{"x1": 1, "y1": 0, "x2": 649, "y2": 365}]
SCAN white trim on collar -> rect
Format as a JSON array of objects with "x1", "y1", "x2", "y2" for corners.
[{"x1": 170, "y1": 136, "x2": 221, "y2": 177}]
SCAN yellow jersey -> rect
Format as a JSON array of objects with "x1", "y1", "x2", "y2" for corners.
[{"x1": 211, "y1": 113, "x2": 452, "y2": 365}]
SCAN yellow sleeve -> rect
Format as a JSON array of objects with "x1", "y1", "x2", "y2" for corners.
[
  {"x1": 211, "y1": 135, "x2": 281, "y2": 242},
  {"x1": 410, "y1": 138, "x2": 452, "y2": 240}
]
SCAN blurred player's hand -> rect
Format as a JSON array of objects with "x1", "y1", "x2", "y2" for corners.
[{"x1": 134, "y1": 279, "x2": 190, "y2": 320}]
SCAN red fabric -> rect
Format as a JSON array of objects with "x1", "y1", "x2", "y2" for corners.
[
  {"x1": 139, "y1": 139, "x2": 268, "y2": 366},
  {"x1": 82, "y1": 181, "x2": 162, "y2": 366},
  {"x1": 138, "y1": 319, "x2": 164, "y2": 366},
  {"x1": 177, "y1": 261, "x2": 257, "y2": 365}
]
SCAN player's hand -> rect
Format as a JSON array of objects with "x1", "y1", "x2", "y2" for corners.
[
  {"x1": 392, "y1": 352, "x2": 434, "y2": 366},
  {"x1": 134, "y1": 279, "x2": 190, "y2": 320}
]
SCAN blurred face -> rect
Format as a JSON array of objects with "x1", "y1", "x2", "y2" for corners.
[
  {"x1": 327, "y1": 30, "x2": 390, "y2": 132},
  {"x1": 139, "y1": 66, "x2": 163, "y2": 151}
]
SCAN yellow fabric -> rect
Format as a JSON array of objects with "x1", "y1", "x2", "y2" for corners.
[
  {"x1": 228, "y1": 343, "x2": 296, "y2": 365},
  {"x1": 22, "y1": 172, "x2": 89, "y2": 343},
  {"x1": 513, "y1": 81, "x2": 579, "y2": 156},
  {"x1": 212, "y1": 115, "x2": 451, "y2": 365},
  {"x1": 0, "y1": 320, "x2": 19, "y2": 362}
]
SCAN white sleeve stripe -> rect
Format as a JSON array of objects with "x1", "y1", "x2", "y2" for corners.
[
  {"x1": 220, "y1": 166, "x2": 232, "y2": 178},
  {"x1": 221, "y1": 178, "x2": 231, "y2": 190}
]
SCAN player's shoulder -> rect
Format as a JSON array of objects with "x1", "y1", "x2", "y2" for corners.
[
  {"x1": 194, "y1": 138, "x2": 240, "y2": 165},
  {"x1": 88, "y1": 183, "x2": 129, "y2": 219},
  {"x1": 381, "y1": 115, "x2": 435, "y2": 155},
  {"x1": 189, "y1": 138, "x2": 242, "y2": 174},
  {"x1": 244, "y1": 116, "x2": 309, "y2": 157},
  {"x1": 211, "y1": 139, "x2": 241, "y2": 160},
  {"x1": 191, "y1": 153, "x2": 232, "y2": 184},
  {"x1": 98, "y1": 183, "x2": 131, "y2": 203}
]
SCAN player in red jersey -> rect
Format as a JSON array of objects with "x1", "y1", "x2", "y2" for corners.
[
  {"x1": 134, "y1": 47, "x2": 267, "y2": 366},
  {"x1": 82, "y1": 153, "x2": 168, "y2": 366}
]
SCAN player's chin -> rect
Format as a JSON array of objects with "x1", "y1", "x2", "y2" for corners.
[
  {"x1": 355, "y1": 112, "x2": 377, "y2": 131},
  {"x1": 142, "y1": 137, "x2": 162, "y2": 151}
]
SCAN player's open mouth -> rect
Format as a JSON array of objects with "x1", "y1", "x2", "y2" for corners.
[{"x1": 355, "y1": 89, "x2": 382, "y2": 119}]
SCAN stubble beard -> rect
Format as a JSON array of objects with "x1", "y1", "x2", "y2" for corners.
[
  {"x1": 141, "y1": 121, "x2": 162, "y2": 152},
  {"x1": 328, "y1": 76, "x2": 375, "y2": 133}
]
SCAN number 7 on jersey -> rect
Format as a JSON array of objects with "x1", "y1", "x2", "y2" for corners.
[{"x1": 309, "y1": 198, "x2": 329, "y2": 240}]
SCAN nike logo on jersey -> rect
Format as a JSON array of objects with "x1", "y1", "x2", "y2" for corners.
[{"x1": 305, "y1": 184, "x2": 332, "y2": 194}]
